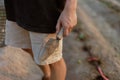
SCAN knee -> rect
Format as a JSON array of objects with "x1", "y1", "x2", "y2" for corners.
[
  {"x1": 22, "y1": 48, "x2": 32, "y2": 53},
  {"x1": 22, "y1": 48, "x2": 33, "y2": 57},
  {"x1": 50, "y1": 58, "x2": 66, "y2": 69}
]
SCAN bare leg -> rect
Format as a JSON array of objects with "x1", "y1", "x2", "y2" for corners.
[
  {"x1": 22, "y1": 48, "x2": 51, "y2": 80},
  {"x1": 50, "y1": 58, "x2": 67, "y2": 80},
  {"x1": 39, "y1": 65, "x2": 51, "y2": 80},
  {"x1": 22, "y1": 48, "x2": 33, "y2": 58},
  {"x1": 22, "y1": 49, "x2": 66, "y2": 80}
]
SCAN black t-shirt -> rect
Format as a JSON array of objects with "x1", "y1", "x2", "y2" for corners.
[{"x1": 4, "y1": 0, "x2": 66, "y2": 33}]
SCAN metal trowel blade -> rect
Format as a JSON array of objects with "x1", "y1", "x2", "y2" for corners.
[{"x1": 40, "y1": 38, "x2": 60, "y2": 61}]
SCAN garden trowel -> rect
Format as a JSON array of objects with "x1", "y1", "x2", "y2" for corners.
[{"x1": 39, "y1": 27, "x2": 64, "y2": 61}]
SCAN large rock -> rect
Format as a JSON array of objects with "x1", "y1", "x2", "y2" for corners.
[{"x1": 0, "y1": 46, "x2": 43, "y2": 80}]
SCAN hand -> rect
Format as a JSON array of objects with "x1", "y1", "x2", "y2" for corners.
[{"x1": 56, "y1": 8, "x2": 77, "y2": 37}]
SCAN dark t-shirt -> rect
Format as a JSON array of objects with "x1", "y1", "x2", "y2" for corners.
[{"x1": 4, "y1": 0, "x2": 66, "y2": 33}]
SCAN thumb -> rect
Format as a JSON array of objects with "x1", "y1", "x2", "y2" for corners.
[{"x1": 56, "y1": 21, "x2": 60, "y2": 34}]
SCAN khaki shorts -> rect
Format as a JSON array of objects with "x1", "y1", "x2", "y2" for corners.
[{"x1": 5, "y1": 20, "x2": 63, "y2": 65}]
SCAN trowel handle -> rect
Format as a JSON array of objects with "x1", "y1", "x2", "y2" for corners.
[{"x1": 56, "y1": 27, "x2": 64, "y2": 40}]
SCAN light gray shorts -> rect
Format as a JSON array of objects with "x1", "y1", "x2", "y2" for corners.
[{"x1": 5, "y1": 20, "x2": 63, "y2": 65}]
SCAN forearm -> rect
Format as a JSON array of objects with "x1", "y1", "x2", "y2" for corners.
[{"x1": 64, "y1": 0, "x2": 77, "y2": 12}]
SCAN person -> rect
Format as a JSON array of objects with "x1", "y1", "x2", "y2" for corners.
[{"x1": 4, "y1": 0, "x2": 77, "y2": 80}]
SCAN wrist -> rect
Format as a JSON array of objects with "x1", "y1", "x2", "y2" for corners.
[{"x1": 64, "y1": 0, "x2": 77, "y2": 12}]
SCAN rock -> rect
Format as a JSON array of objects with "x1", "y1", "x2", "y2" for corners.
[{"x1": 0, "y1": 46, "x2": 43, "y2": 80}]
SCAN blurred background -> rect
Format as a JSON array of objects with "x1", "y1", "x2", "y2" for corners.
[
  {"x1": 0, "y1": 0, "x2": 120, "y2": 80},
  {"x1": 0, "y1": 0, "x2": 5, "y2": 47}
]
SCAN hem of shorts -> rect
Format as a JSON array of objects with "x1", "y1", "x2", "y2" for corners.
[
  {"x1": 16, "y1": 20, "x2": 56, "y2": 33},
  {"x1": 5, "y1": 43, "x2": 32, "y2": 49},
  {"x1": 36, "y1": 56, "x2": 63, "y2": 65}
]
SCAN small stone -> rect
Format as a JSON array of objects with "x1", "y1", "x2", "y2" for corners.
[{"x1": 77, "y1": 59, "x2": 81, "y2": 64}]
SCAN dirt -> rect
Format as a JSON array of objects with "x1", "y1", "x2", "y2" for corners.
[{"x1": 78, "y1": 0, "x2": 120, "y2": 54}]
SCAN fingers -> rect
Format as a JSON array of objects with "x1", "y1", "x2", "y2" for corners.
[
  {"x1": 69, "y1": 26, "x2": 72, "y2": 33},
  {"x1": 63, "y1": 26, "x2": 73, "y2": 37},
  {"x1": 56, "y1": 20, "x2": 74, "y2": 37},
  {"x1": 64, "y1": 27, "x2": 69, "y2": 37}
]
